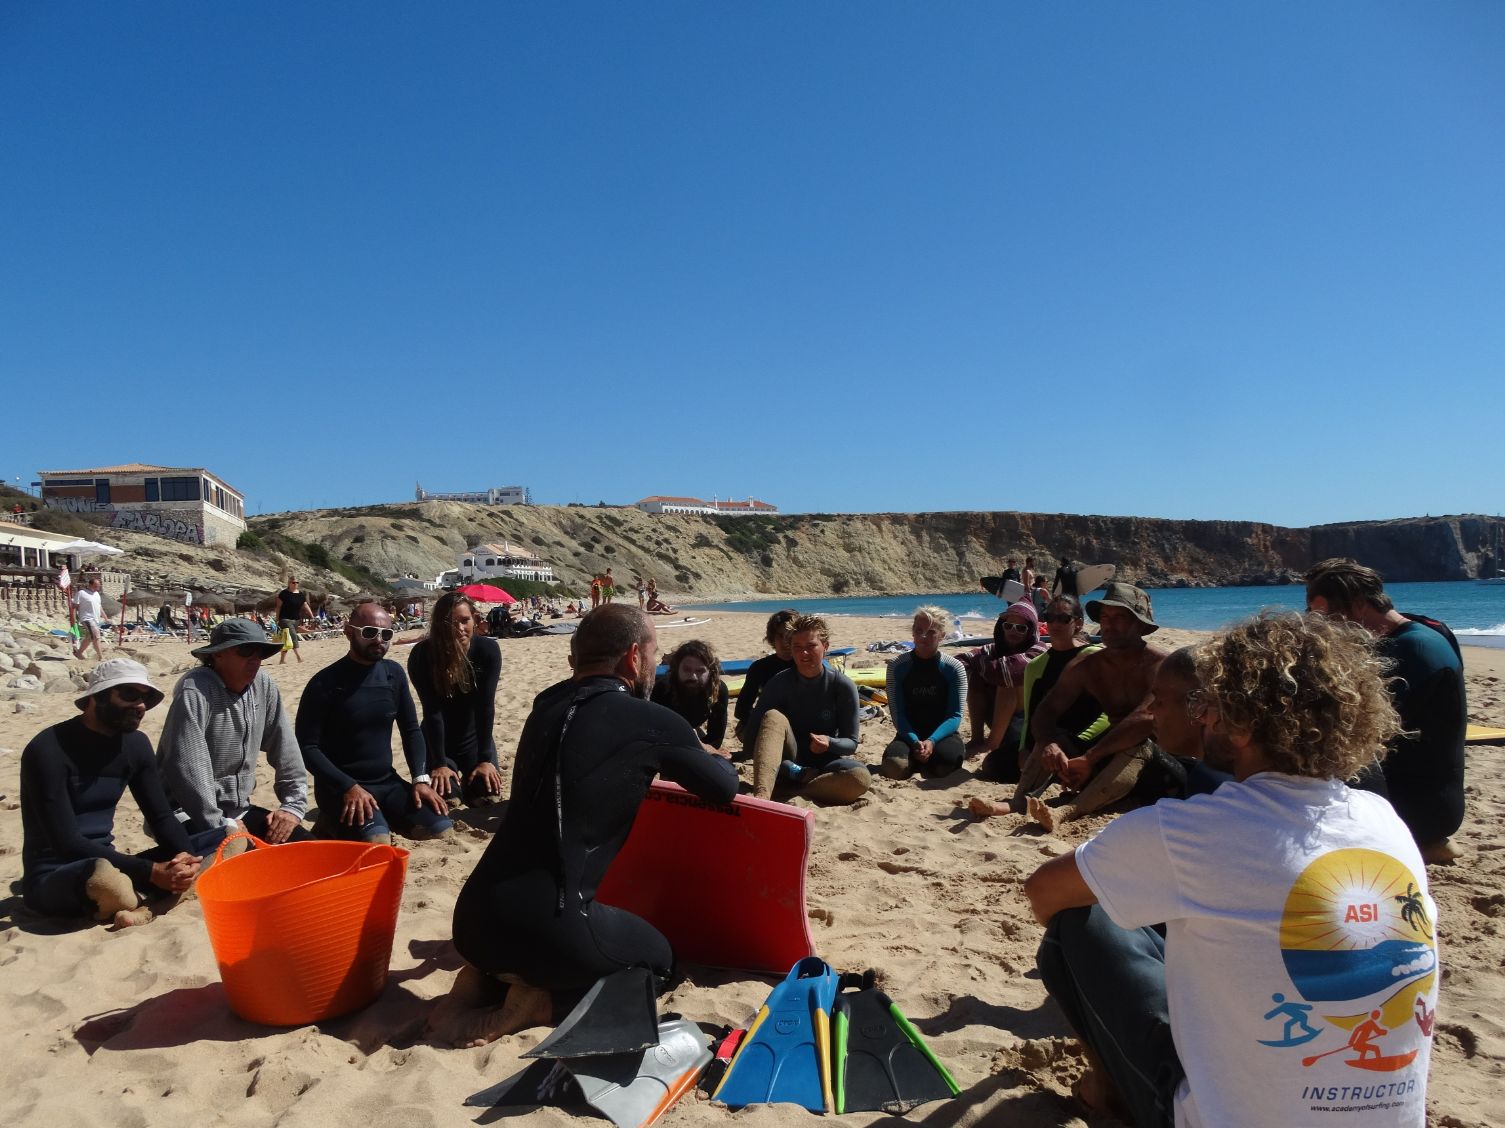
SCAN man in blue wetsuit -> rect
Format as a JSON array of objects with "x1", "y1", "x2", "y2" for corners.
[
  {"x1": 296, "y1": 601, "x2": 452, "y2": 844},
  {"x1": 432, "y1": 605, "x2": 739, "y2": 1047},
  {"x1": 20, "y1": 659, "x2": 222, "y2": 928},
  {"x1": 1305, "y1": 558, "x2": 1466, "y2": 863},
  {"x1": 745, "y1": 614, "x2": 868, "y2": 804}
]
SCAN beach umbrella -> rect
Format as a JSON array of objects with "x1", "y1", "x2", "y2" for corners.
[
  {"x1": 232, "y1": 588, "x2": 276, "y2": 611},
  {"x1": 458, "y1": 583, "x2": 515, "y2": 604},
  {"x1": 52, "y1": 538, "x2": 125, "y2": 560},
  {"x1": 190, "y1": 590, "x2": 233, "y2": 611}
]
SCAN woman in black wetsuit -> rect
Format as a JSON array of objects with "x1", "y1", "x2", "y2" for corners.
[
  {"x1": 407, "y1": 593, "x2": 504, "y2": 805},
  {"x1": 432, "y1": 605, "x2": 738, "y2": 1048}
]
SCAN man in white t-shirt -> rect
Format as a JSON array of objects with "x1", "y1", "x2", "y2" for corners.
[
  {"x1": 72, "y1": 574, "x2": 105, "y2": 661},
  {"x1": 1025, "y1": 612, "x2": 1438, "y2": 1127}
]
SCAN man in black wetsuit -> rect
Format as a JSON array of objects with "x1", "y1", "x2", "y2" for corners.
[
  {"x1": 20, "y1": 659, "x2": 219, "y2": 928},
  {"x1": 432, "y1": 605, "x2": 738, "y2": 1048},
  {"x1": 745, "y1": 614, "x2": 868, "y2": 804},
  {"x1": 731, "y1": 608, "x2": 798, "y2": 744},
  {"x1": 296, "y1": 602, "x2": 453, "y2": 844},
  {"x1": 1305, "y1": 558, "x2": 1466, "y2": 863}
]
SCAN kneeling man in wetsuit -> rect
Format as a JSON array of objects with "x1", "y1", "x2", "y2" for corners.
[
  {"x1": 744, "y1": 614, "x2": 869, "y2": 804},
  {"x1": 431, "y1": 605, "x2": 738, "y2": 1048}
]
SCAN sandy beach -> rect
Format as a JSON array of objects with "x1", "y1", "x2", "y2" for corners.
[{"x1": 2, "y1": 609, "x2": 1502, "y2": 1128}]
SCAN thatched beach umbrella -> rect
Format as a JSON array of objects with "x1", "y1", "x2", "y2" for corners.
[
  {"x1": 190, "y1": 590, "x2": 233, "y2": 612},
  {"x1": 232, "y1": 588, "x2": 275, "y2": 611}
]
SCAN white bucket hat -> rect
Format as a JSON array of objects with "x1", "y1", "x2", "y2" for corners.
[{"x1": 75, "y1": 657, "x2": 165, "y2": 710}]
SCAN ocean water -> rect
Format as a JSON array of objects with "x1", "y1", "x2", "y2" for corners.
[{"x1": 686, "y1": 581, "x2": 1505, "y2": 649}]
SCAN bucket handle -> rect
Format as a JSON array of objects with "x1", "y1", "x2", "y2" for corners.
[
  {"x1": 210, "y1": 833, "x2": 394, "y2": 878},
  {"x1": 211, "y1": 829, "x2": 268, "y2": 864}
]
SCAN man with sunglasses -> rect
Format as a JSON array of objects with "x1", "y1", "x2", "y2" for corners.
[
  {"x1": 297, "y1": 601, "x2": 453, "y2": 844},
  {"x1": 1021, "y1": 582, "x2": 1169, "y2": 830},
  {"x1": 158, "y1": 618, "x2": 310, "y2": 844},
  {"x1": 20, "y1": 659, "x2": 222, "y2": 927}
]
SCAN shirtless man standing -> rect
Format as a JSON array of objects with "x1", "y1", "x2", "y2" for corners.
[{"x1": 972, "y1": 582, "x2": 1167, "y2": 830}]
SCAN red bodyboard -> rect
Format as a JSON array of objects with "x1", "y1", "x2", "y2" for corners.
[{"x1": 596, "y1": 781, "x2": 816, "y2": 974}]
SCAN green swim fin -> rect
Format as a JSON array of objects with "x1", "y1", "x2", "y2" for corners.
[{"x1": 832, "y1": 977, "x2": 959, "y2": 1114}]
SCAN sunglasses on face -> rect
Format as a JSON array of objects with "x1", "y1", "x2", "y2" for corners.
[
  {"x1": 1044, "y1": 614, "x2": 1078, "y2": 625},
  {"x1": 234, "y1": 643, "x2": 268, "y2": 658},
  {"x1": 113, "y1": 686, "x2": 152, "y2": 704},
  {"x1": 1001, "y1": 622, "x2": 1031, "y2": 633},
  {"x1": 354, "y1": 626, "x2": 395, "y2": 641}
]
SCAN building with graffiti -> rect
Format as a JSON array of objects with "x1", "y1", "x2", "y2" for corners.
[{"x1": 37, "y1": 463, "x2": 247, "y2": 546}]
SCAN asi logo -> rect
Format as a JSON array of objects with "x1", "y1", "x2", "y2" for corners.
[{"x1": 1265, "y1": 849, "x2": 1436, "y2": 1073}]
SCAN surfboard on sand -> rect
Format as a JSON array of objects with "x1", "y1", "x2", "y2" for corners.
[
  {"x1": 654, "y1": 616, "x2": 712, "y2": 629},
  {"x1": 980, "y1": 577, "x2": 1027, "y2": 602},
  {"x1": 1466, "y1": 724, "x2": 1505, "y2": 744},
  {"x1": 595, "y1": 781, "x2": 816, "y2": 974}
]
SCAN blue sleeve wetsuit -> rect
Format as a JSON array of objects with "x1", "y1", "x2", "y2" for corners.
[
  {"x1": 20, "y1": 718, "x2": 208, "y2": 916},
  {"x1": 452, "y1": 676, "x2": 738, "y2": 995},
  {"x1": 886, "y1": 651, "x2": 965, "y2": 746}
]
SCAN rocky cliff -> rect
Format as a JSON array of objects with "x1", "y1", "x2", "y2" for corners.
[{"x1": 214, "y1": 505, "x2": 1502, "y2": 599}]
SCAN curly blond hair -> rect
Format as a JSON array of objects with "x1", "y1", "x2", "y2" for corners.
[{"x1": 1193, "y1": 611, "x2": 1399, "y2": 780}]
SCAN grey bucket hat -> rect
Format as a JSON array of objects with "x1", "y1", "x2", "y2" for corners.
[
  {"x1": 75, "y1": 657, "x2": 165, "y2": 709},
  {"x1": 191, "y1": 617, "x2": 283, "y2": 660},
  {"x1": 1085, "y1": 581, "x2": 1159, "y2": 633}
]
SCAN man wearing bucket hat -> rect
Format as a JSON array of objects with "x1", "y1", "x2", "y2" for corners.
[
  {"x1": 296, "y1": 601, "x2": 453, "y2": 845},
  {"x1": 977, "y1": 581, "x2": 1170, "y2": 830},
  {"x1": 158, "y1": 618, "x2": 311, "y2": 845},
  {"x1": 19, "y1": 658, "x2": 226, "y2": 927}
]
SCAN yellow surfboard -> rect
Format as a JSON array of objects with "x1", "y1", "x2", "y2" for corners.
[{"x1": 1466, "y1": 724, "x2": 1505, "y2": 744}]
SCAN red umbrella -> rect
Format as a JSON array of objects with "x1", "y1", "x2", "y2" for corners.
[{"x1": 458, "y1": 583, "x2": 516, "y2": 604}]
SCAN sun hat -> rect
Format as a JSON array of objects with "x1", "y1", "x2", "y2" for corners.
[
  {"x1": 75, "y1": 657, "x2": 165, "y2": 709},
  {"x1": 191, "y1": 617, "x2": 283, "y2": 660},
  {"x1": 1085, "y1": 581, "x2": 1159, "y2": 633}
]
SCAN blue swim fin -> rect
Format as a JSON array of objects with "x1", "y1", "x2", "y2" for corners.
[{"x1": 711, "y1": 956, "x2": 837, "y2": 1113}]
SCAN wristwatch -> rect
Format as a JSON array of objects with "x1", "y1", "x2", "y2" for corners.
[{"x1": 413, "y1": 774, "x2": 432, "y2": 785}]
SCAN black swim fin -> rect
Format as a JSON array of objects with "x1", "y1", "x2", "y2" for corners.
[
  {"x1": 832, "y1": 976, "x2": 960, "y2": 1115},
  {"x1": 524, "y1": 966, "x2": 659, "y2": 1060}
]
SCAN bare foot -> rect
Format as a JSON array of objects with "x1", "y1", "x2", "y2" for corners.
[
  {"x1": 428, "y1": 968, "x2": 553, "y2": 1049},
  {"x1": 967, "y1": 796, "x2": 1010, "y2": 819},
  {"x1": 1072, "y1": 1067, "x2": 1127, "y2": 1121},
  {"x1": 1420, "y1": 838, "x2": 1461, "y2": 865},
  {"x1": 1027, "y1": 795, "x2": 1056, "y2": 832},
  {"x1": 111, "y1": 906, "x2": 156, "y2": 929}
]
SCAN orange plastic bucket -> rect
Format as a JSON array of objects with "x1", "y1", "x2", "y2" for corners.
[{"x1": 196, "y1": 834, "x2": 409, "y2": 1026}]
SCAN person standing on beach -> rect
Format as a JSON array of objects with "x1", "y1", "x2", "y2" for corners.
[
  {"x1": 71, "y1": 573, "x2": 105, "y2": 661},
  {"x1": 1024, "y1": 612, "x2": 1437, "y2": 1127},
  {"x1": 296, "y1": 602, "x2": 452, "y2": 844},
  {"x1": 273, "y1": 576, "x2": 311, "y2": 665},
  {"x1": 1051, "y1": 556, "x2": 1080, "y2": 598},
  {"x1": 157, "y1": 618, "x2": 310, "y2": 844},
  {"x1": 1020, "y1": 556, "x2": 1037, "y2": 594},
  {"x1": 432, "y1": 605, "x2": 738, "y2": 1047},
  {"x1": 1304, "y1": 558, "x2": 1466, "y2": 863}
]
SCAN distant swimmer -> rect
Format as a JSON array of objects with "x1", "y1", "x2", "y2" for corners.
[{"x1": 432, "y1": 606, "x2": 738, "y2": 1047}]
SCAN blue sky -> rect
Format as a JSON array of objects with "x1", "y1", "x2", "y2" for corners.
[{"x1": 3, "y1": 3, "x2": 1501, "y2": 526}]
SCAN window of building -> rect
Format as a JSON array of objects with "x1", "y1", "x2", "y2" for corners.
[
  {"x1": 159, "y1": 476, "x2": 201, "y2": 501},
  {"x1": 145, "y1": 478, "x2": 159, "y2": 502},
  {"x1": 95, "y1": 479, "x2": 111, "y2": 505}
]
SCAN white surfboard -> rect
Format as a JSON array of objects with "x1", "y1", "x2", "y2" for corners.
[
  {"x1": 1073, "y1": 563, "x2": 1116, "y2": 595},
  {"x1": 655, "y1": 616, "x2": 712, "y2": 629}
]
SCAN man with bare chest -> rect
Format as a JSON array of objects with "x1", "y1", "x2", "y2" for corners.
[{"x1": 974, "y1": 583, "x2": 1168, "y2": 829}]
